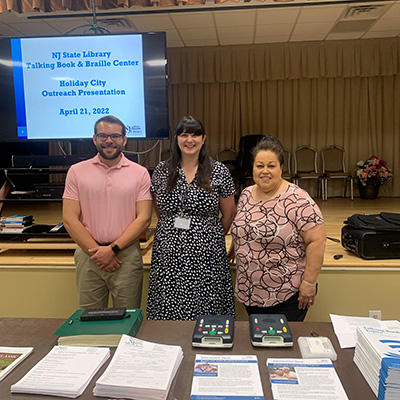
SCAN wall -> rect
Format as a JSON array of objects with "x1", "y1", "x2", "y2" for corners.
[{"x1": 2, "y1": 266, "x2": 399, "y2": 322}]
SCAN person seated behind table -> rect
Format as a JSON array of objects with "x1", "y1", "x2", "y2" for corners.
[
  {"x1": 146, "y1": 116, "x2": 236, "y2": 320},
  {"x1": 230, "y1": 136, "x2": 326, "y2": 321}
]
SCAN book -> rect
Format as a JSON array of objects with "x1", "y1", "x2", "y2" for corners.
[
  {"x1": 54, "y1": 308, "x2": 143, "y2": 347},
  {"x1": 11, "y1": 346, "x2": 110, "y2": 398},
  {"x1": 0, "y1": 226, "x2": 32, "y2": 233},
  {"x1": 0, "y1": 346, "x2": 34, "y2": 382},
  {"x1": 94, "y1": 335, "x2": 183, "y2": 400},
  {"x1": 0, "y1": 214, "x2": 33, "y2": 222},
  {"x1": 0, "y1": 219, "x2": 33, "y2": 225}
]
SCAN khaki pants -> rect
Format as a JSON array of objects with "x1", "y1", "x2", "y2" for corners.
[{"x1": 75, "y1": 242, "x2": 143, "y2": 309}]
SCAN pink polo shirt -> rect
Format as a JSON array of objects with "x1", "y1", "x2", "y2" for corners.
[{"x1": 63, "y1": 154, "x2": 151, "y2": 243}]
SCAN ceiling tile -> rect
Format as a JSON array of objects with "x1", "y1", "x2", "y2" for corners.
[
  {"x1": 290, "y1": 33, "x2": 328, "y2": 41},
  {"x1": 129, "y1": 14, "x2": 175, "y2": 31},
  {"x1": 325, "y1": 32, "x2": 363, "y2": 40},
  {"x1": 293, "y1": 21, "x2": 334, "y2": 35},
  {"x1": 256, "y1": 23, "x2": 293, "y2": 36},
  {"x1": 217, "y1": 25, "x2": 254, "y2": 37},
  {"x1": 371, "y1": 17, "x2": 400, "y2": 31},
  {"x1": 363, "y1": 30, "x2": 400, "y2": 38},
  {"x1": 382, "y1": 2, "x2": 400, "y2": 18},
  {"x1": 0, "y1": 24, "x2": 24, "y2": 37},
  {"x1": 171, "y1": 11, "x2": 214, "y2": 29},
  {"x1": 255, "y1": 35, "x2": 289, "y2": 44},
  {"x1": 256, "y1": 7, "x2": 300, "y2": 25},
  {"x1": 45, "y1": 18, "x2": 94, "y2": 34},
  {"x1": 214, "y1": 10, "x2": 256, "y2": 27},
  {"x1": 297, "y1": 5, "x2": 346, "y2": 23},
  {"x1": 179, "y1": 26, "x2": 217, "y2": 40},
  {"x1": 6, "y1": 21, "x2": 59, "y2": 36}
]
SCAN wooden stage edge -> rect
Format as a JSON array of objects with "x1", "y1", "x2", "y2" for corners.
[
  {"x1": 0, "y1": 197, "x2": 400, "y2": 269},
  {"x1": 0, "y1": 197, "x2": 400, "y2": 267}
]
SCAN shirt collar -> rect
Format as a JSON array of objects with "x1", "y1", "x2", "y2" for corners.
[{"x1": 93, "y1": 153, "x2": 129, "y2": 169}]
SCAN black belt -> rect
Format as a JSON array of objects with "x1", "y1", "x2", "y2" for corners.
[{"x1": 96, "y1": 241, "x2": 113, "y2": 246}]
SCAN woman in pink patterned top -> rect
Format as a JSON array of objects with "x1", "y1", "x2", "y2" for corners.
[{"x1": 230, "y1": 136, "x2": 326, "y2": 321}]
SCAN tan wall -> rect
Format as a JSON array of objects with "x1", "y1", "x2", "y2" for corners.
[{"x1": 2, "y1": 266, "x2": 399, "y2": 322}]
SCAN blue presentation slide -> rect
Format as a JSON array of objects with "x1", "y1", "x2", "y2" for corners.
[{"x1": 11, "y1": 35, "x2": 146, "y2": 140}]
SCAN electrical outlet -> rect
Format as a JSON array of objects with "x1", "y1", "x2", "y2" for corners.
[{"x1": 369, "y1": 310, "x2": 382, "y2": 320}]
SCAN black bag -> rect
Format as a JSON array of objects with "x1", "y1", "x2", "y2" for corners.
[
  {"x1": 344, "y1": 213, "x2": 400, "y2": 231},
  {"x1": 342, "y1": 213, "x2": 400, "y2": 259}
]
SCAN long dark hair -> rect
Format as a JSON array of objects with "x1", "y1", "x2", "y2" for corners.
[{"x1": 165, "y1": 116, "x2": 213, "y2": 193}]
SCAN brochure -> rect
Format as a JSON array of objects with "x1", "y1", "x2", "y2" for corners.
[
  {"x1": 267, "y1": 358, "x2": 348, "y2": 400},
  {"x1": 190, "y1": 354, "x2": 264, "y2": 400}
]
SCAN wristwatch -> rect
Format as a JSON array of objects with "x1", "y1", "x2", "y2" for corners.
[{"x1": 111, "y1": 243, "x2": 121, "y2": 254}]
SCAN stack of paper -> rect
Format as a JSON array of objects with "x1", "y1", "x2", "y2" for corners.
[
  {"x1": 354, "y1": 326, "x2": 400, "y2": 399},
  {"x1": 267, "y1": 358, "x2": 348, "y2": 400},
  {"x1": 94, "y1": 334, "x2": 183, "y2": 400},
  {"x1": 190, "y1": 354, "x2": 264, "y2": 400},
  {"x1": 0, "y1": 346, "x2": 33, "y2": 382},
  {"x1": 330, "y1": 314, "x2": 400, "y2": 348},
  {"x1": 11, "y1": 346, "x2": 110, "y2": 398}
]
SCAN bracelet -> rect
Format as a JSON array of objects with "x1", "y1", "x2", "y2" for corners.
[{"x1": 303, "y1": 280, "x2": 317, "y2": 287}]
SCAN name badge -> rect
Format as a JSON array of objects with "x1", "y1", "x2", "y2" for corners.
[{"x1": 174, "y1": 216, "x2": 191, "y2": 230}]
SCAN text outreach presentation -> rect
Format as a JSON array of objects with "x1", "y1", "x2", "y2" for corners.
[{"x1": 11, "y1": 35, "x2": 146, "y2": 140}]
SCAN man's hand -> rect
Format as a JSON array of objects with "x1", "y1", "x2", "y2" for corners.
[{"x1": 88, "y1": 246, "x2": 122, "y2": 272}]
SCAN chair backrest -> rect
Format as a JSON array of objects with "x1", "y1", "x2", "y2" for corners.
[
  {"x1": 282, "y1": 147, "x2": 292, "y2": 174},
  {"x1": 236, "y1": 134, "x2": 265, "y2": 173},
  {"x1": 216, "y1": 148, "x2": 237, "y2": 173},
  {"x1": 216, "y1": 148, "x2": 236, "y2": 163},
  {"x1": 321, "y1": 145, "x2": 346, "y2": 173},
  {"x1": 294, "y1": 146, "x2": 318, "y2": 174}
]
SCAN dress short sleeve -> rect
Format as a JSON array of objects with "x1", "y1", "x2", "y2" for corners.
[
  {"x1": 212, "y1": 161, "x2": 236, "y2": 198},
  {"x1": 150, "y1": 161, "x2": 167, "y2": 196}
]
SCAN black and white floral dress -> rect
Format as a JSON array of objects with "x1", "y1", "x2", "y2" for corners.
[{"x1": 146, "y1": 161, "x2": 236, "y2": 320}]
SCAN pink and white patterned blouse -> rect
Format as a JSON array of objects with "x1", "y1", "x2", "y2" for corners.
[{"x1": 231, "y1": 184, "x2": 324, "y2": 308}]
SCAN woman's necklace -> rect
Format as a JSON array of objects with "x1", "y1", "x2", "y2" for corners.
[{"x1": 254, "y1": 178, "x2": 283, "y2": 202}]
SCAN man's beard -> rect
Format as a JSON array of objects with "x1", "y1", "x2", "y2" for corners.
[{"x1": 97, "y1": 144, "x2": 123, "y2": 160}]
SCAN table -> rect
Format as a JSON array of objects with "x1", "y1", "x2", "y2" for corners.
[{"x1": 0, "y1": 318, "x2": 375, "y2": 400}]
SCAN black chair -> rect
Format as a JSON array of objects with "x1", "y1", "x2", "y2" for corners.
[
  {"x1": 282, "y1": 147, "x2": 294, "y2": 182},
  {"x1": 234, "y1": 135, "x2": 265, "y2": 192},
  {"x1": 217, "y1": 134, "x2": 265, "y2": 193},
  {"x1": 321, "y1": 145, "x2": 354, "y2": 200},
  {"x1": 293, "y1": 146, "x2": 324, "y2": 198}
]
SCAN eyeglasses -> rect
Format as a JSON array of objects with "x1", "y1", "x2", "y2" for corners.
[{"x1": 96, "y1": 133, "x2": 124, "y2": 142}]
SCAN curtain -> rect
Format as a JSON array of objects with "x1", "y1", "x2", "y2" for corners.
[{"x1": 168, "y1": 75, "x2": 400, "y2": 197}]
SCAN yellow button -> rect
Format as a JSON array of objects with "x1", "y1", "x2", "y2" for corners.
[
  {"x1": 283, "y1": 327, "x2": 287, "y2": 332},
  {"x1": 225, "y1": 328, "x2": 229, "y2": 334}
]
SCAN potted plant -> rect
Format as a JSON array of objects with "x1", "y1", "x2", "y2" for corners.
[{"x1": 354, "y1": 156, "x2": 393, "y2": 199}]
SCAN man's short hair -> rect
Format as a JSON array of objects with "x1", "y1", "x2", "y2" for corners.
[{"x1": 94, "y1": 116, "x2": 126, "y2": 136}]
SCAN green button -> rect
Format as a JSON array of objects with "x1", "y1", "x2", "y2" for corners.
[
  {"x1": 209, "y1": 331, "x2": 216, "y2": 335},
  {"x1": 268, "y1": 330, "x2": 276, "y2": 334}
]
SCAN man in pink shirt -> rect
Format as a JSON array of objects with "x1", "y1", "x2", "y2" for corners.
[{"x1": 63, "y1": 115, "x2": 152, "y2": 309}]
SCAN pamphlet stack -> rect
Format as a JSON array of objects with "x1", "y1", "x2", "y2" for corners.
[
  {"x1": 0, "y1": 215, "x2": 33, "y2": 233},
  {"x1": 94, "y1": 335, "x2": 183, "y2": 400},
  {"x1": 11, "y1": 346, "x2": 110, "y2": 397},
  {"x1": 0, "y1": 347, "x2": 33, "y2": 382},
  {"x1": 354, "y1": 325, "x2": 400, "y2": 400}
]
